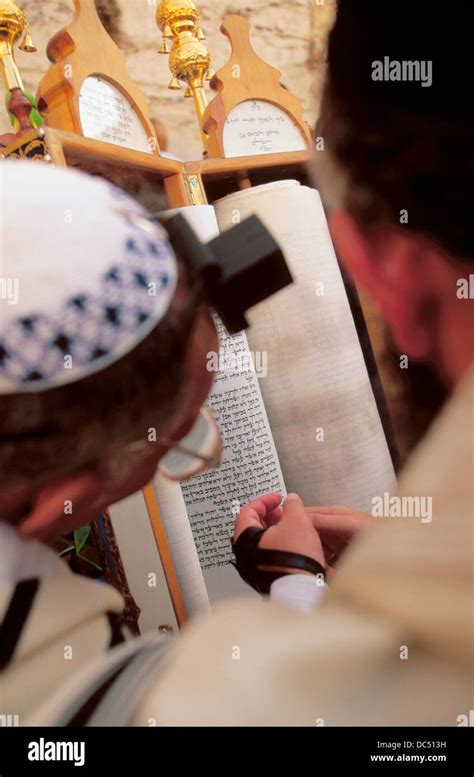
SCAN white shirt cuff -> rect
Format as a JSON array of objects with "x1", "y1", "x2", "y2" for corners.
[{"x1": 270, "y1": 574, "x2": 327, "y2": 613}]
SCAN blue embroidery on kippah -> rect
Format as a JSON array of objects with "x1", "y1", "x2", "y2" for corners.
[
  {"x1": 53, "y1": 334, "x2": 72, "y2": 353},
  {"x1": 105, "y1": 268, "x2": 121, "y2": 283},
  {"x1": 0, "y1": 345, "x2": 9, "y2": 365},
  {"x1": 25, "y1": 371, "x2": 43, "y2": 382},
  {"x1": 69, "y1": 295, "x2": 88, "y2": 311},
  {"x1": 90, "y1": 347, "x2": 109, "y2": 362},
  {"x1": 20, "y1": 317, "x2": 38, "y2": 333},
  {"x1": 0, "y1": 231, "x2": 174, "y2": 386},
  {"x1": 148, "y1": 241, "x2": 161, "y2": 256},
  {"x1": 134, "y1": 272, "x2": 149, "y2": 289}
]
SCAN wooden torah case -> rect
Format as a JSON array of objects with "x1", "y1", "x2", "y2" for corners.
[
  {"x1": 37, "y1": 0, "x2": 158, "y2": 154},
  {"x1": 202, "y1": 15, "x2": 314, "y2": 159}
]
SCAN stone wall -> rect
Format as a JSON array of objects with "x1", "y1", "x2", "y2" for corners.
[{"x1": 2, "y1": 0, "x2": 336, "y2": 159}]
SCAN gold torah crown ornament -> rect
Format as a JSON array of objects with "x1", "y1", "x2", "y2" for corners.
[
  {"x1": 0, "y1": 0, "x2": 36, "y2": 90},
  {"x1": 156, "y1": 0, "x2": 213, "y2": 120}
]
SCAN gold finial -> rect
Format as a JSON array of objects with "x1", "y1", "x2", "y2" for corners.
[
  {"x1": 155, "y1": 0, "x2": 212, "y2": 129},
  {"x1": 0, "y1": 1, "x2": 36, "y2": 90}
]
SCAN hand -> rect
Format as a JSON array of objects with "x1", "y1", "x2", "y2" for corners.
[
  {"x1": 234, "y1": 493, "x2": 326, "y2": 576},
  {"x1": 305, "y1": 505, "x2": 376, "y2": 576},
  {"x1": 234, "y1": 495, "x2": 375, "y2": 579}
]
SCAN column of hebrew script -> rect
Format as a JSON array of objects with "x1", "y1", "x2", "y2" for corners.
[
  {"x1": 156, "y1": 205, "x2": 285, "y2": 607},
  {"x1": 214, "y1": 181, "x2": 397, "y2": 511},
  {"x1": 181, "y1": 318, "x2": 286, "y2": 572}
]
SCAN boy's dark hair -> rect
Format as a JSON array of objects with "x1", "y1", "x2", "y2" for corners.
[{"x1": 317, "y1": 0, "x2": 473, "y2": 261}]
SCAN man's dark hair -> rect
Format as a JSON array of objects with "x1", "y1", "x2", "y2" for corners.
[
  {"x1": 0, "y1": 261, "x2": 199, "y2": 489},
  {"x1": 318, "y1": 0, "x2": 473, "y2": 261}
]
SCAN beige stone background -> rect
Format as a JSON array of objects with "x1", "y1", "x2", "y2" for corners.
[
  {"x1": 2, "y1": 0, "x2": 336, "y2": 159},
  {"x1": 2, "y1": 1, "x2": 423, "y2": 461}
]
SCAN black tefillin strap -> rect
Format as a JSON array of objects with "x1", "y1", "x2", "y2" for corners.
[
  {"x1": 160, "y1": 212, "x2": 293, "y2": 334},
  {"x1": 231, "y1": 527, "x2": 327, "y2": 595}
]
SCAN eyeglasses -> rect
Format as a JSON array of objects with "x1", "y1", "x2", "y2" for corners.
[
  {"x1": 113, "y1": 407, "x2": 223, "y2": 484},
  {"x1": 157, "y1": 407, "x2": 223, "y2": 481}
]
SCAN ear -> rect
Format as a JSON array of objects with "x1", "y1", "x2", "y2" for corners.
[
  {"x1": 18, "y1": 442, "x2": 166, "y2": 540},
  {"x1": 18, "y1": 473, "x2": 105, "y2": 540},
  {"x1": 328, "y1": 210, "x2": 439, "y2": 359}
]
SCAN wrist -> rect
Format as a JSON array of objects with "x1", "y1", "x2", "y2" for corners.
[{"x1": 270, "y1": 574, "x2": 327, "y2": 613}]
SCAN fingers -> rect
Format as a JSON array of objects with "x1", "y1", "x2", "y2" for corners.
[
  {"x1": 306, "y1": 505, "x2": 359, "y2": 516},
  {"x1": 234, "y1": 493, "x2": 283, "y2": 539},
  {"x1": 264, "y1": 503, "x2": 284, "y2": 527},
  {"x1": 268, "y1": 493, "x2": 326, "y2": 568},
  {"x1": 306, "y1": 506, "x2": 375, "y2": 536},
  {"x1": 280, "y1": 493, "x2": 313, "y2": 527}
]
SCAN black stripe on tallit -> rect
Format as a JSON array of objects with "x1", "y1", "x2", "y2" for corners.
[
  {"x1": 66, "y1": 662, "x2": 130, "y2": 727},
  {"x1": 107, "y1": 611, "x2": 126, "y2": 648},
  {"x1": 65, "y1": 612, "x2": 127, "y2": 725},
  {"x1": 0, "y1": 578, "x2": 40, "y2": 670}
]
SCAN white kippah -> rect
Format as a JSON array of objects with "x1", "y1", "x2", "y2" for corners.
[{"x1": 0, "y1": 161, "x2": 178, "y2": 394}]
